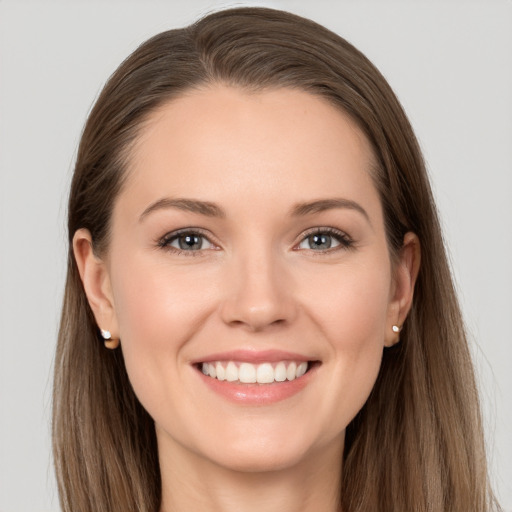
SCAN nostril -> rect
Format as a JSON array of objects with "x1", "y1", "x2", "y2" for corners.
[
  {"x1": 219, "y1": 268, "x2": 297, "y2": 329},
  {"x1": 224, "y1": 307, "x2": 291, "y2": 332}
]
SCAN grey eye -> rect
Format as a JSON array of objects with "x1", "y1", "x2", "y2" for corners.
[
  {"x1": 170, "y1": 233, "x2": 213, "y2": 251},
  {"x1": 299, "y1": 233, "x2": 341, "y2": 251}
]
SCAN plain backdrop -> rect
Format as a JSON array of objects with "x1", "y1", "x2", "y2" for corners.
[{"x1": 0, "y1": 1, "x2": 511, "y2": 511}]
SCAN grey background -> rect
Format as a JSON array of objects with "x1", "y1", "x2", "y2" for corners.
[{"x1": 0, "y1": 1, "x2": 511, "y2": 510}]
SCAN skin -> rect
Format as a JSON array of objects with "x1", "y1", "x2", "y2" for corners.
[{"x1": 74, "y1": 85, "x2": 420, "y2": 512}]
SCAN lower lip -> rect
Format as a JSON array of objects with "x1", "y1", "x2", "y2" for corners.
[{"x1": 196, "y1": 364, "x2": 317, "y2": 405}]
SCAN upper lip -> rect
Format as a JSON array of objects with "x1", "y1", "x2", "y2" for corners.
[{"x1": 191, "y1": 349, "x2": 315, "y2": 365}]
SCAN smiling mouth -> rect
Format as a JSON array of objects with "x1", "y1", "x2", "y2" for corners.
[{"x1": 197, "y1": 360, "x2": 319, "y2": 384}]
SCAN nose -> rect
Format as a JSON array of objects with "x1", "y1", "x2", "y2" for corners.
[{"x1": 219, "y1": 247, "x2": 297, "y2": 332}]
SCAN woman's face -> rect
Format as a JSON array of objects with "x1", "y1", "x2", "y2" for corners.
[{"x1": 92, "y1": 85, "x2": 409, "y2": 472}]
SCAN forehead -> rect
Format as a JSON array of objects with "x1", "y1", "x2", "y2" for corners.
[{"x1": 120, "y1": 85, "x2": 381, "y2": 219}]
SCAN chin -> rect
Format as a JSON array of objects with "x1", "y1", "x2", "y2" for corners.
[
  {"x1": 196, "y1": 424, "x2": 335, "y2": 474},
  {"x1": 208, "y1": 443, "x2": 310, "y2": 474}
]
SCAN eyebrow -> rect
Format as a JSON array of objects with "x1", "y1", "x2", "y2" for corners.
[
  {"x1": 139, "y1": 198, "x2": 226, "y2": 221},
  {"x1": 139, "y1": 196, "x2": 370, "y2": 224},
  {"x1": 291, "y1": 198, "x2": 371, "y2": 224}
]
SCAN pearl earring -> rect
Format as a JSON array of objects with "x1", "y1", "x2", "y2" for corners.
[
  {"x1": 100, "y1": 329, "x2": 120, "y2": 350},
  {"x1": 392, "y1": 325, "x2": 402, "y2": 333}
]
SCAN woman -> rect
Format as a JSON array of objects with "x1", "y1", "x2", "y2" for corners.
[{"x1": 52, "y1": 7, "x2": 500, "y2": 512}]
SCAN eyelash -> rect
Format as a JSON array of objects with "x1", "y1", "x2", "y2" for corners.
[
  {"x1": 156, "y1": 227, "x2": 354, "y2": 256},
  {"x1": 297, "y1": 227, "x2": 354, "y2": 253},
  {"x1": 157, "y1": 228, "x2": 217, "y2": 257}
]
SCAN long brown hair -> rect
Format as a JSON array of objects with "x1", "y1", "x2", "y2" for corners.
[{"x1": 53, "y1": 7, "x2": 500, "y2": 512}]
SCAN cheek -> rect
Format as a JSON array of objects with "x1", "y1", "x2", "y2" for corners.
[
  {"x1": 305, "y1": 258, "x2": 391, "y2": 344},
  {"x1": 108, "y1": 255, "x2": 216, "y2": 407},
  {"x1": 332, "y1": 266, "x2": 390, "y2": 369},
  {"x1": 300, "y1": 260, "x2": 391, "y2": 425},
  {"x1": 112, "y1": 253, "x2": 217, "y2": 339}
]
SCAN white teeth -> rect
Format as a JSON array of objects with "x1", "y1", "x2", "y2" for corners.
[
  {"x1": 286, "y1": 362, "x2": 297, "y2": 381},
  {"x1": 256, "y1": 363, "x2": 274, "y2": 384},
  {"x1": 274, "y1": 362, "x2": 287, "y2": 382},
  {"x1": 296, "y1": 362, "x2": 307, "y2": 378},
  {"x1": 239, "y1": 363, "x2": 257, "y2": 383},
  {"x1": 225, "y1": 361, "x2": 238, "y2": 382},
  {"x1": 215, "y1": 362, "x2": 226, "y2": 381},
  {"x1": 201, "y1": 360, "x2": 310, "y2": 384}
]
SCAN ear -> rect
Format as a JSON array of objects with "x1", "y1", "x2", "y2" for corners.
[
  {"x1": 73, "y1": 228, "x2": 119, "y2": 338},
  {"x1": 384, "y1": 232, "x2": 421, "y2": 347}
]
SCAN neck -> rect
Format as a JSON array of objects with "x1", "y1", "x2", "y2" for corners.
[{"x1": 158, "y1": 432, "x2": 344, "y2": 512}]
